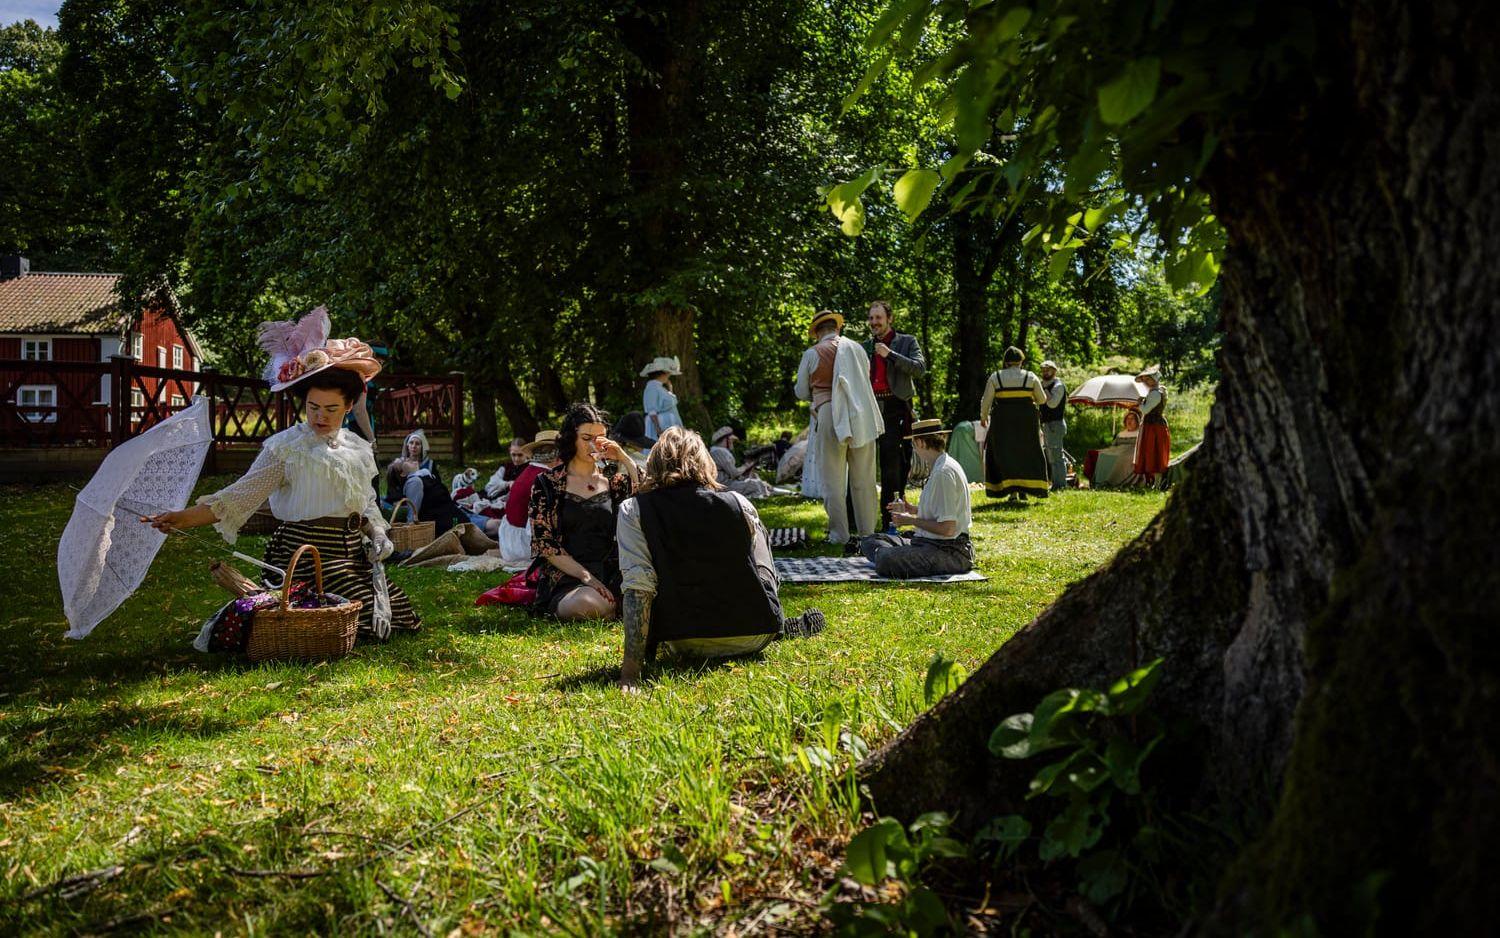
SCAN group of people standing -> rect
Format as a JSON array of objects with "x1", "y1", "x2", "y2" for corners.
[{"x1": 792, "y1": 301, "x2": 977, "y2": 579}]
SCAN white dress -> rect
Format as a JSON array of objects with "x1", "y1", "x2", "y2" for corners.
[{"x1": 642, "y1": 380, "x2": 683, "y2": 441}]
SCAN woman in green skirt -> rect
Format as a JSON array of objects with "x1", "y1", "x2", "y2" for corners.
[{"x1": 979, "y1": 346, "x2": 1051, "y2": 502}]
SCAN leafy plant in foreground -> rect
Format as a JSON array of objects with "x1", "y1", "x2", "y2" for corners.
[
  {"x1": 823, "y1": 812, "x2": 968, "y2": 936},
  {"x1": 979, "y1": 657, "x2": 1167, "y2": 908}
]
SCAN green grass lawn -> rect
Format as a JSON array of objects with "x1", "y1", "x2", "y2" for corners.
[{"x1": 0, "y1": 478, "x2": 1166, "y2": 934}]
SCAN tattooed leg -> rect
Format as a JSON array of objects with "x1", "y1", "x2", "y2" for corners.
[{"x1": 620, "y1": 588, "x2": 653, "y2": 690}]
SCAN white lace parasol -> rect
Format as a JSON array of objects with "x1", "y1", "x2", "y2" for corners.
[{"x1": 57, "y1": 397, "x2": 215, "y2": 638}]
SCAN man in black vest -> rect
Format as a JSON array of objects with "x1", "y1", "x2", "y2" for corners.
[
  {"x1": 864, "y1": 300, "x2": 926, "y2": 531},
  {"x1": 616, "y1": 428, "x2": 826, "y2": 691},
  {"x1": 1039, "y1": 360, "x2": 1068, "y2": 491}
]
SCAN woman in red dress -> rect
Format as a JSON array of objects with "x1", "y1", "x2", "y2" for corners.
[{"x1": 1133, "y1": 367, "x2": 1171, "y2": 484}]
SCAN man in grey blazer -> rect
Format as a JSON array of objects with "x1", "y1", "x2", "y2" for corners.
[{"x1": 864, "y1": 300, "x2": 927, "y2": 531}]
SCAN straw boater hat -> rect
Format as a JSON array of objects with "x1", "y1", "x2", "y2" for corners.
[
  {"x1": 259, "y1": 305, "x2": 382, "y2": 393},
  {"x1": 521, "y1": 429, "x2": 560, "y2": 456},
  {"x1": 1135, "y1": 365, "x2": 1161, "y2": 381},
  {"x1": 808, "y1": 309, "x2": 844, "y2": 337},
  {"x1": 904, "y1": 418, "x2": 950, "y2": 441},
  {"x1": 1002, "y1": 345, "x2": 1025, "y2": 364},
  {"x1": 639, "y1": 356, "x2": 682, "y2": 378},
  {"x1": 1040, "y1": 360, "x2": 1058, "y2": 372},
  {"x1": 711, "y1": 426, "x2": 735, "y2": 445}
]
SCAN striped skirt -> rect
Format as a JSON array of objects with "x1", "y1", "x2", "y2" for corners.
[{"x1": 263, "y1": 516, "x2": 420, "y2": 638}]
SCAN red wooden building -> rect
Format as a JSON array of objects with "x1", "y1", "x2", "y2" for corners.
[{"x1": 0, "y1": 255, "x2": 200, "y2": 439}]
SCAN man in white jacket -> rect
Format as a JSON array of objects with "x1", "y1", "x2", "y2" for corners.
[{"x1": 795, "y1": 309, "x2": 884, "y2": 548}]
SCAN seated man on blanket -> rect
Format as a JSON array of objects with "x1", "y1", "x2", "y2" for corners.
[
  {"x1": 617, "y1": 427, "x2": 826, "y2": 691},
  {"x1": 860, "y1": 419, "x2": 975, "y2": 578}
]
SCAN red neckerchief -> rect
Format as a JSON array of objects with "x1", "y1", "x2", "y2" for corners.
[{"x1": 870, "y1": 329, "x2": 896, "y2": 394}]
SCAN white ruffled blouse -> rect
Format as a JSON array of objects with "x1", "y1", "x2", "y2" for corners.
[{"x1": 198, "y1": 423, "x2": 386, "y2": 543}]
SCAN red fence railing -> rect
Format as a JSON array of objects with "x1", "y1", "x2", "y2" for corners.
[{"x1": 0, "y1": 357, "x2": 464, "y2": 468}]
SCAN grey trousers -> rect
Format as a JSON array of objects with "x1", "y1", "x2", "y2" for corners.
[
  {"x1": 860, "y1": 533, "x2": 974, "y2": 578},
  {"x1": 1042, "y1": 419, "x2": 1067, "y2": 490}
]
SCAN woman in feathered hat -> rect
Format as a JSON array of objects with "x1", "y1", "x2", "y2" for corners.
[{"x1": 141, "y1": 306, "x2": 420, "y2": 640}]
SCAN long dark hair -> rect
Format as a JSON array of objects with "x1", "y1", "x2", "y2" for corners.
[{"x1": 557, "y1": 402, "x2": 611, "y2": 464}]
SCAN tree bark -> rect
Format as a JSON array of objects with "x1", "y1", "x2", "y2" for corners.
[
  {"x1": 470, "y1": 385, "x2": 499, "y2": 454},
  {"x1": 861, "y1": 2, "x2": 1500, "y2": 933},
  {"x1": 618, "y1": 0, "x2": 712, "y2": 432},
  {"x1": 492, "y1": 358, "x2": 539, "y2": 442}
]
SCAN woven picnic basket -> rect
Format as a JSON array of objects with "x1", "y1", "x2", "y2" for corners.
[
  {"x1": 245, "y1": 544, "x2": 361, "y2": 662},
  {"x1": 387, "y1": 498, "x2": 435, "y2": 551}
]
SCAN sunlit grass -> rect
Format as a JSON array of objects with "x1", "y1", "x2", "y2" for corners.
[{"x1": 0, "y1": 477, "x2": 1166, "y2": 933}]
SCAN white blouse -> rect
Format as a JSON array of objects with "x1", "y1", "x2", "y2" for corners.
[{"x1": 198, "y1": 423, "x2": 385, "y2": 543}]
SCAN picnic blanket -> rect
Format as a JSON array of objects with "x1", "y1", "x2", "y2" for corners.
[{"x1": 774, "y1": 556, "x2": 988, "y2": 584}]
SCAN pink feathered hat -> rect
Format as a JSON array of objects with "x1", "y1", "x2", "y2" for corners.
[{"x1": 258, "y1": 306, "x2": 382, "y2": 392}]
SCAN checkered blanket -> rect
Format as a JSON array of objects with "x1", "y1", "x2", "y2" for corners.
[{"x1": 773, "y1": 556, "x2": 988, "y2": 584}]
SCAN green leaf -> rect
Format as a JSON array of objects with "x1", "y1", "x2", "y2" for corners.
[
  {"x1": 840, "y1": 199, "x2": 866, "y2": 236},
  {"x1": 864, "y1": 0, "x2": 925, "y2": 52},
  {"x1": 922, "y1": 652, "x2": 966, "y2": 706},
  {"x1": 1078, "y1": 849, "x2": 1129, "y2": 903},
  {"x1": 1097, "y1": 56, "x2": 1161, "y2": 125},
  {"x1": 988, "y1": 712, "x2": 1035, "y2": 759},
  {"x1": 975, "y1": 814, "x2": 1031, "y2": 860},
  {"x1": 1039, "y1": 797, "x2": 1105, "y2": 860},
  {"x1": 1065, "y1": 759, "x2": 1110, "y2": 793},
  {"x1": 1105, "y1": 657, "x2": 1165, "y2": 713},
  {"x1": 1064, "y1": 144, "x2": 1111, "y2": 201},
  {"x1": 893, "y1": 169, "x2": 941, "y2": 224},
  {"x1": 993, "y1": 6, "x2": 1032, "y2": 41},
  {"x1": 841, "y1": 49, "x2": 894, "y2": 115},
  {"x1": 1047, "y1": 246, "x2": 1077, "y2": 282},
  {"x1": 939, "y1": 152, "x2": 971, "y2": 183},
  {"x1": 1027, "y1": 749, "x2": 1082, "y2": 798},
  {"x1": 843, "y1": 819, "x2": 902, "y2": 885}
]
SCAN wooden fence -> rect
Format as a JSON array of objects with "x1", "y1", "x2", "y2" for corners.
[{"x1": 0, "y1": 356, "x2": 463, "y2": 477}]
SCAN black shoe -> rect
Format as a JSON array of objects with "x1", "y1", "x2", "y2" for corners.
[
  {"x1": 842, "y1": 537, "x2": 862, "y2": 557},
  {"x1": 780, "y1": 609, "x2": 826, "y2": 640}
]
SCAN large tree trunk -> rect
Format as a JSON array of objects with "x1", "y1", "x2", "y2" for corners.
[
  {"x1": 470, "y1": 385, "x2": 499, "y2": 453},
  {"x1": 492, "y1": 358, "x2": 539, "y2": 441},
  {"x1": 861, "y1": 2, "x2": 1499, "y2": 932},
  {"x1": 619, "y1": 0, "x2": 712, "y2": 432}
]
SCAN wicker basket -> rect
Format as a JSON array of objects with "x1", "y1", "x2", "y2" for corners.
[
  {"x1": 388, "y1": 498, "x2": 435, "y2": 551},
  {"x1": 245, "y1": 544, "x2": 362, "y2": 662}
]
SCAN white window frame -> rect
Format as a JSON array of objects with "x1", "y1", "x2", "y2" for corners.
[
  {"x1": 22, "y1": 338, "x2": 51, "y2": 361},
  {"x1": 172, "y1": 344, "x2": 184, "y2": 369},
  {"x1": 130, "y1": 388, "x2": 145, "y2": 409},
  {"x1": 17, "y1": 384, "x2": 57, "y2": 423},
  {"x1": 156, "y1": 347, "x2": 167, "y2": 368},
  {"x1": 169, "y1": 394, "x2": 186, "y2": 409},
  {"x1": 132, "y1": 333, "x2": 143, "y2": 360}
]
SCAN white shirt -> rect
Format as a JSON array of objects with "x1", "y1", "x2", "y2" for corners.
[
  {"x1": 1140, "y1": 386, "x2": 1164, "y2": 416},
  {"x1": 979, "y1": 367, "x2": 1047, "y2": 422},
  {"x1": 198, "y1": 423, "x2": 384, "y2": 544},
  {"x1": 916, "y1": 453, "x2": 971, "y2": 540}
]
